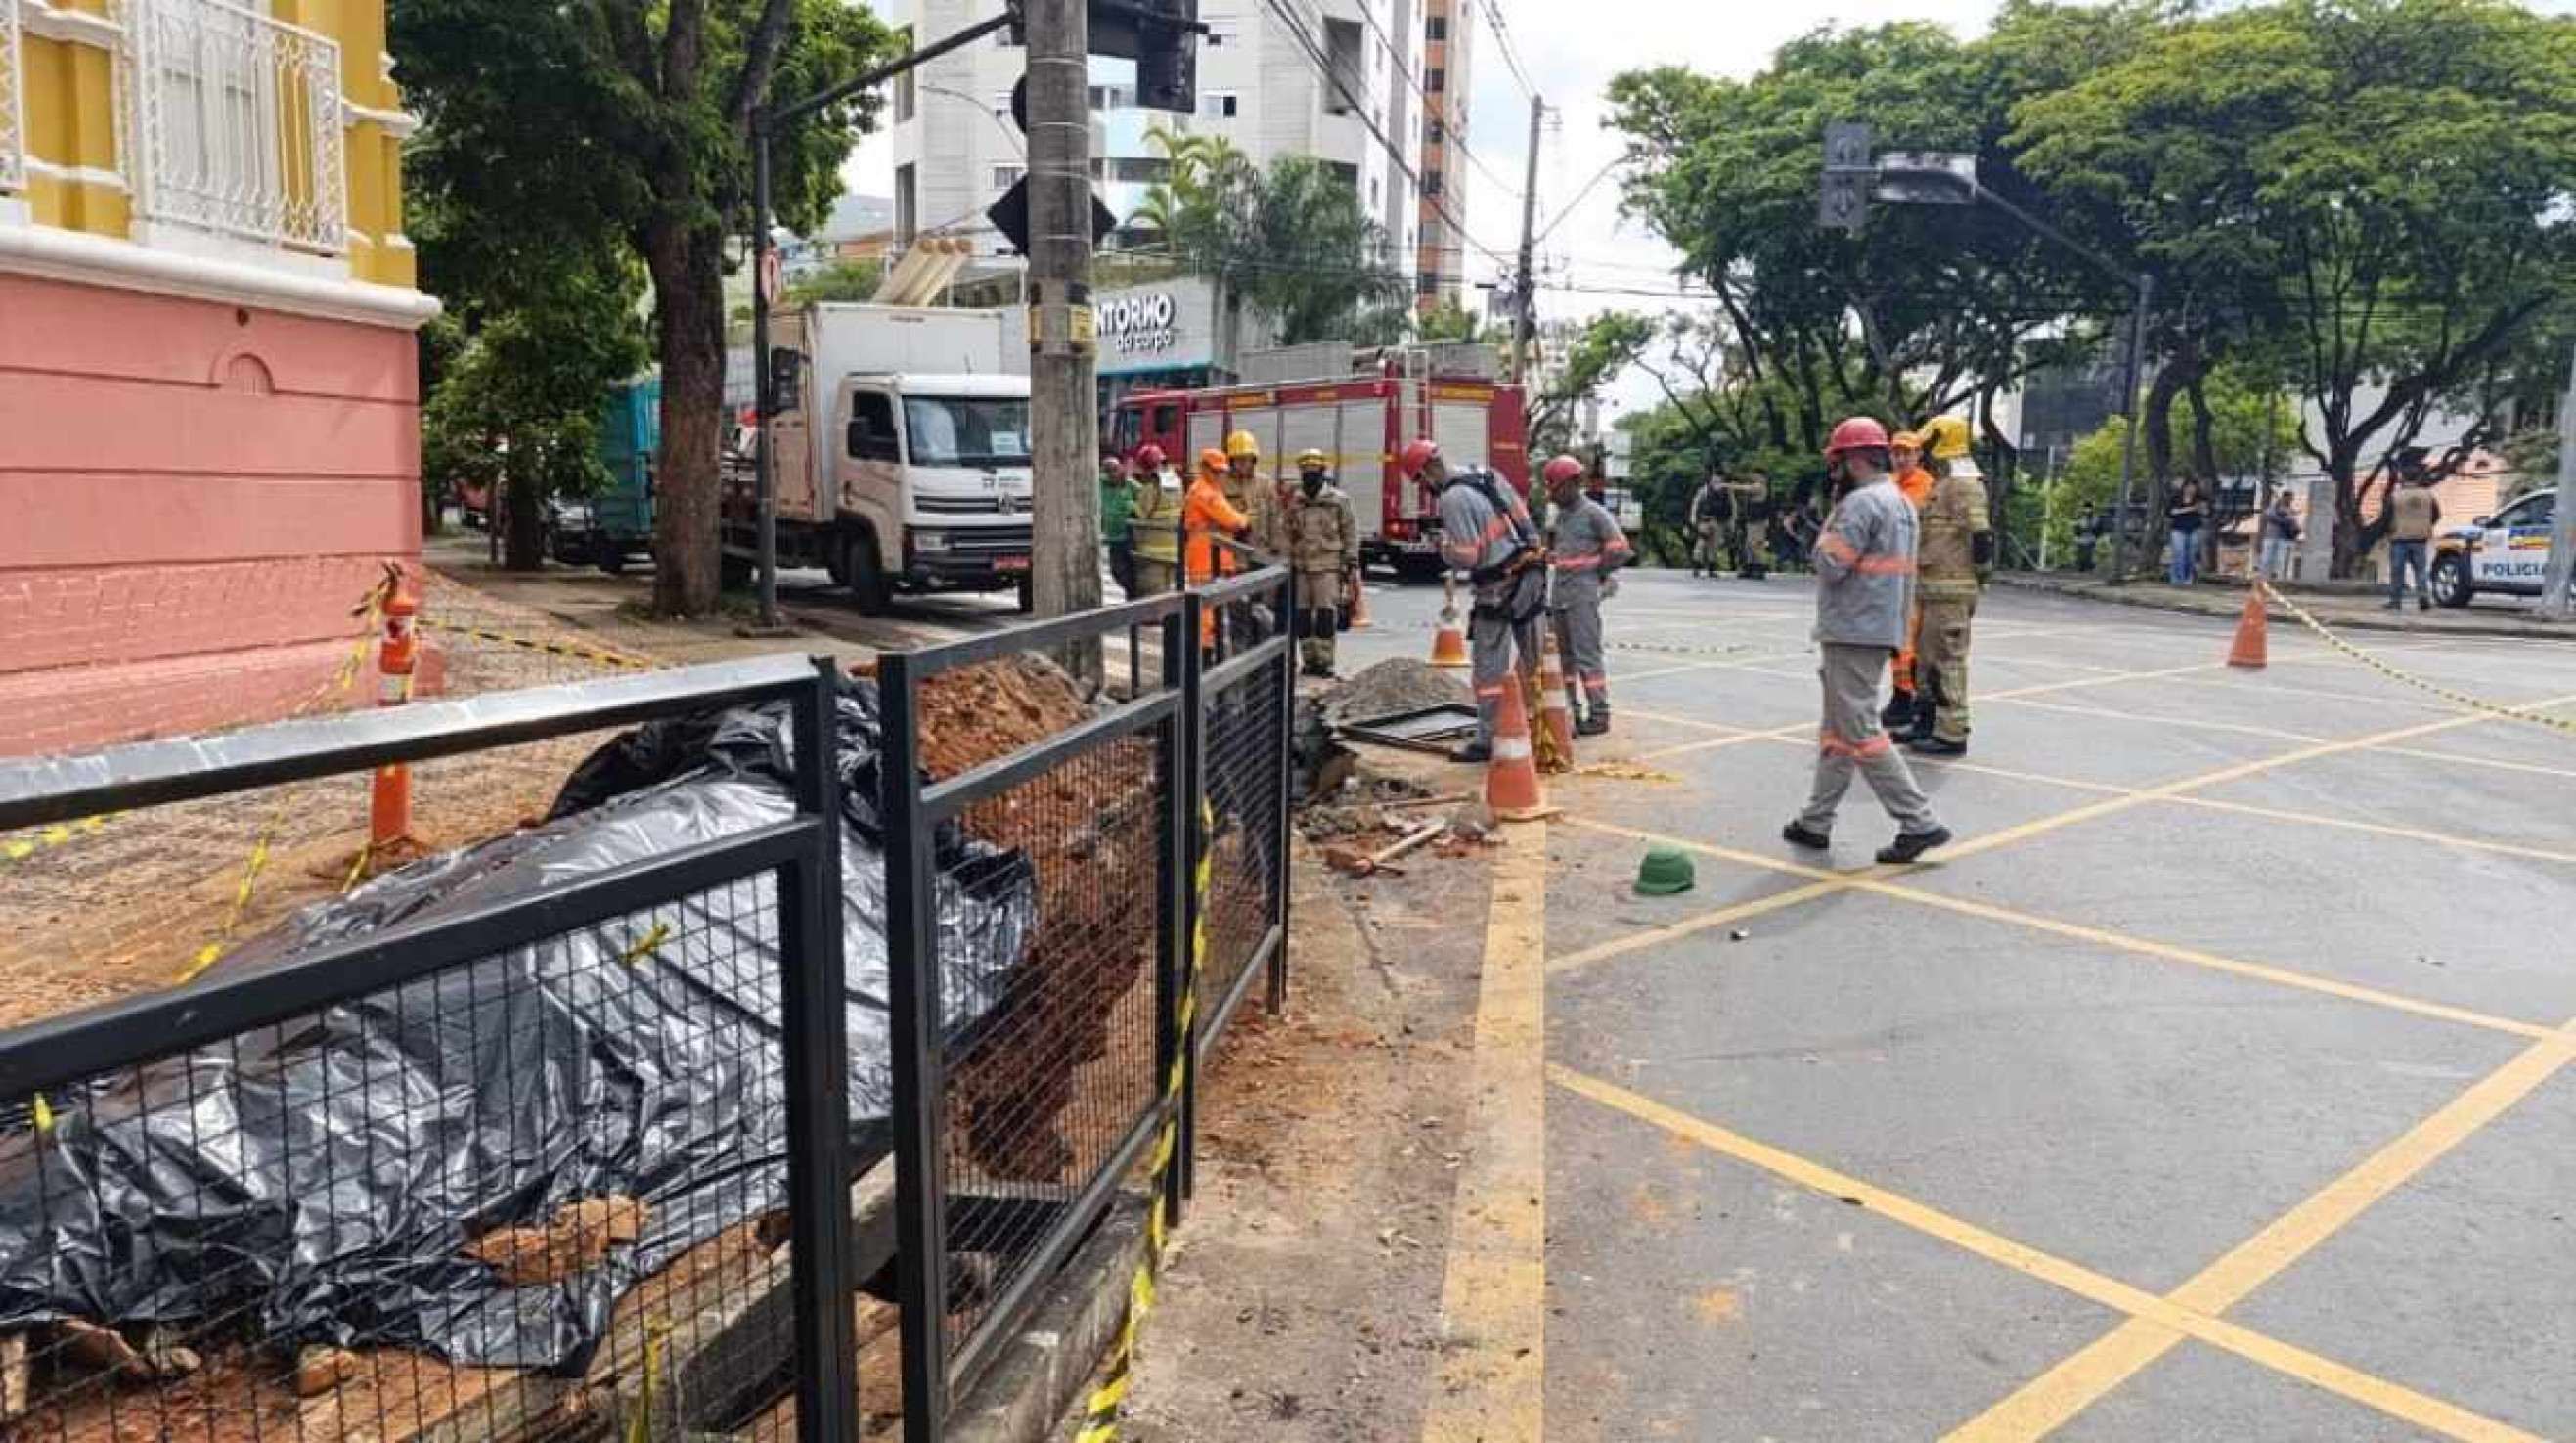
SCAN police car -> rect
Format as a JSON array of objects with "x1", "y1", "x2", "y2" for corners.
[{"x1": 2431, "y1": 490, "x2": 2560, "y2": 608}]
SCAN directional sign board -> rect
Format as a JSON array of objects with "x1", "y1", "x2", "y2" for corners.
[
  {"x1": 986, "y1": 175, "x2": 1120, "y2": 257},
  {"x1": 1818, "y1": 121, "x2": 1874, "y2": 232},
  {"x1": 1875, "y1": 151, "x2": 1978, "y2": 205}
]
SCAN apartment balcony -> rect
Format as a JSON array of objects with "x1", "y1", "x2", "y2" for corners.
[{"x1": 123, "y1": 0, "x2": 348, "y2": 257}]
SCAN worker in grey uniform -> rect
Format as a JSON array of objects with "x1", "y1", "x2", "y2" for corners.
[
  {"x1": 1400, "y1": 438, "x2": 1545, "y2": 764},
  {"x1": 1781, "y1": 417, "x2": 1954, "y2": 864},
  {"x1": 1542, "y1": 453, "x2": 1631, "y2": 736}
]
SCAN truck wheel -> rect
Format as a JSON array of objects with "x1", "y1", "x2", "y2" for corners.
[
  {"x1": 1015, "y1": 574, "x2": 1036, "y2": 614},
  {"x1": 595, "y1": 534, "x2": 627, "y2": 575},
  {"x1": 844, "y1": 533, "x2": 893, "y2": 615},
  {"x1": 2431, "y1": 553, "x2": 2473, "y2": 609},
  {"x1": 1396, "y1": 556, "x2": 1443, "y2": 584}
]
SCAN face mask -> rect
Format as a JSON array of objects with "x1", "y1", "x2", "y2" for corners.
[{"x1": 1301, "y1": 472, "x2": 1325, "y2": 495}]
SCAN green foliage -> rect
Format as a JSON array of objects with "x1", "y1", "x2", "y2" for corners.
[
  {"x1": 1415, "y1": 298, "x2": 1480, "y2": 343},
  {"x1": 1129, "y1": 126, "x2": 1406, "y2": 345},
  {"x1": 784, "y1": 256, "x2": 887, "y2": 307},
  {"x1": 1529, "y1": 312, "x2": 1654, "y2": 456}
]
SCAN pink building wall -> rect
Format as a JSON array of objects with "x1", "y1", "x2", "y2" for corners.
[{"x1": 0, "y1": 271, "x2": 423, "y2": 756}]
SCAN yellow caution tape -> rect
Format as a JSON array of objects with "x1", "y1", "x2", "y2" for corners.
[
  {"x1": 620, "y1": 923, "x2": 672, "y2": 965},
  {"x1": 417, "y1": 620, "x2": 657, "y2": 672},
  {"x1": 2258, "y1": 581, "x2": 2576, "y2": 739},
  {"x1": 31, "y1": 1095, "x2": 53, "y2": 1136},
  {"x1": 1075, "y1": 800, "x2": 1214, "y2": 1443},
  {"x1": 2, "y1": 813, "x2": 115, "y2": 866},
  {"x1": 624, "y1": 1321, "x2": 666, "y2": 1443}
]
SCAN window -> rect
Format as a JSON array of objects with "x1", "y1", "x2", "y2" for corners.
[
  {"x1": 1418, "y1": 272, "x2": 1441, "y2": 297},
  {"x1": 893, "y1": 67, "x2": 915, "y2": 124},
  {"x1": 846, "y1": 392, "x2": 900, "y2": 462},
  {"x1": 895, "y1": 163, "x2": 917, "y2": 244},
  {"x1": 1201, "y1": 91, "x2": 1239, "y2": 119},
  {"x1": 1322, "y1": 19, "x2": 1364, "y2": 113},
  {"x1": 904, "y1": 395, "x2": 1034, "y2": 467},
  {"x1": 1422, "y1": 170, "x2": 1443, "y2": 197},
  {"x1": 1426, "y1": 68, "x2": 1445, "y2": 92},
  {"x1": 1427, "y1": 16, "x2": 1447, "y2": 39},
  {"x1": 1426, "y1": 118, "x2": 1444, "y2": 144},
  {"x1": 1206, "y1": 22, "x2": 1231, "y2": 45},
  {"x1": 992, "y1": 164, "x2": 1024, "y2": 189},
  {"x1": 1327, "y1": 160, "x2": 1359, "y2": 193},
  {"x1": 1106, "y1": 157, "x2": 1170, "y2": 184}
]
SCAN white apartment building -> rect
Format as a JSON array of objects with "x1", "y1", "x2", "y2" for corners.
[{"x1": 891, "y1": 0, "x2": 1423, "y2": 272}]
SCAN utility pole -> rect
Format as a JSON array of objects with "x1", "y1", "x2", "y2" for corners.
[
  {"x1": 2106, "y1": 273, "x2": 2153, "y2": 580},
  {"x1": 1506, "y1": 95, "x2": 1545, "y2": 388},
  {"x1": 1027, "y1": 0, "x2": 1104, "y2": 679},
  {"x1": 2538, "y1": 337, "x2": 2576, "y2": 622}
]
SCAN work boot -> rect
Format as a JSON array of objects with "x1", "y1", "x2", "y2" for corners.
[
  {"x1": 1880, "y1": 693, "x2": 1916, "y2": 730},
  {"x1": 1577, "y1": 712, "x2": 1610, "y2": 738},
  {"x1": 1449, "y1": 740, "x2": 1493, "y2": 765},
  {"x1": 1781, "y1": 821, "x2": 1832, "y2": 851},
  {"x1": 1876, "y1": 826, "x2": 1954, "y2": 865},
  {"x1": 1908, "y1": 735, "x2": 1968, "y2": 757}
]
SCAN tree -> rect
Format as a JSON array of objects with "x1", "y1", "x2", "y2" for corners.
[
  {"x1": 394, "y1": 0, "x2": 899, "y2": 613},
  {"x1": 1416, "y1": 298, "x2": 1480, "y2": 343},
  {"x1": 784, "y1": 256, "x2": 887, "y2": 307},
  {"x1": 1128, "y1": 130, "x2": 1406, "y2": 346},
  {"x1": 1526, "y1": 312, "x2": 1654, "y2": 457},
  {"x1": 2012, "y1": 0, "x2": 2576, "y2": 575}
]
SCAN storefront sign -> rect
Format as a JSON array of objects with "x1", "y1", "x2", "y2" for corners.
[{"x1": 1099, "y1": 290, "x2": 1181, "y2": 356}]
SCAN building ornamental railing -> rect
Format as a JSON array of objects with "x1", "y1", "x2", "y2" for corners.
[{"x1": 123, "y1": 0, "x2": 346, "y2": 253}]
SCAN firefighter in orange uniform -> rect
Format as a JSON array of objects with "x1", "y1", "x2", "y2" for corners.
[
  {"x1": 1185, "y1": 446, "x2": 1252, "y2": 650},
  {"x1": 1884, "y1": 429, "x2": 1936, "y2": 731}
]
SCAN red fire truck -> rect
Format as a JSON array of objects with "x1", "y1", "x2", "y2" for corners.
[{"x1": 1109, "y1": 353, "x2": 1529, "y2": 580}]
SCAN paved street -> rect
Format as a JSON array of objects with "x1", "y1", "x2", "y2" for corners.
[{"x1": 1325, "y1": 566, "x2": 2576, "y2": 1442}]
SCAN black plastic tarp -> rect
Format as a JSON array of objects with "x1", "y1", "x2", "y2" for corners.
[{"x1": 0, "y1": 680, "x2": 1033, "y2": 1371}]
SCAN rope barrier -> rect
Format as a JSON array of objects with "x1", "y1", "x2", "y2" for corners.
[{"x1": 2257, "y1": 580, "x2": 2576, "y2": 739}]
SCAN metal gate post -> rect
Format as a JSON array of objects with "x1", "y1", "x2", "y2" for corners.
[
  {"x1": 782, "y1": 658, "x2": 859, "y2": 1443},
  {"x1": 1177, "y1": 592, "x2": 1205, "y2": 1203},
  {"x1": 1155, "y1": 609, "x2": 1189, "y2": 1230},
  {"x1": 1269, "y1": 576, "x2": 1293, "y2": 1013},
  {"x1": 879, "y1": 652, "x2": 952, "y2": 1443}
]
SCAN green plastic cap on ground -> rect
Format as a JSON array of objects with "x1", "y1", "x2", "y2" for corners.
[{"x1": 1634, "y1": 846, "x2": 1697, "y2": 896}]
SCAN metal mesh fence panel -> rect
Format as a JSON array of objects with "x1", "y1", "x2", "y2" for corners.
[
  {"x1": 0, "y1": 881, "x2": 812, "y2": 1443},
  {"x1": 1197, "y1": 651, "x2": 1288, "y2": 1057},
  {"x1": 930, "y1": 729, "x2": 1168, "y2": 1370}
]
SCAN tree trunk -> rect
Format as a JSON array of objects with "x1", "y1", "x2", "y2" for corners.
[
  {"x1": 2329, "y1": 448, "x2": 2379, "y2": 580},
  {"x1": 646, "y1": 217, "x2": 730, "y2": 616},
  {"x1": 503, "y1": 458, "x2": 547, "y2": 572}
]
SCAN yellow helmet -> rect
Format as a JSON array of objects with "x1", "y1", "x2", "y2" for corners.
[
  {"x1": 1921, "y1": 415, "x2": 1974, "y2": 461},
  {"x1": 1224, "y1": 429, "x2": 1261, "y2": 461},
  {"x1": 1297, "y1": 448, "x2": 1328, "y2": 470},
  {"x1": 1889, "y1": 430, "x2": 1925, "y2": 453}
]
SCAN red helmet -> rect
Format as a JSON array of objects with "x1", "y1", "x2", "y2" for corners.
[
  {"x1": 1823, "y1": 417, "x2": 1892, "y2": 460},
  {"x1": 1134, "y1": 443, "x2": 1165, "y2": 471},
  {"x1": 1398, "y1": 438, "x2": 1443, "y2": 478},
  {"x1": 1541, "y1": 455, "x2": 1586, "y2": 487}
]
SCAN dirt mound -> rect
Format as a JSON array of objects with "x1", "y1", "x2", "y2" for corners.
[
  {"x1": 914, "y1": 654, "x2": 1091, "y2": 781},
  {"x1": 1320, "y1": 659, "x2": 1470, "y2": 723}
]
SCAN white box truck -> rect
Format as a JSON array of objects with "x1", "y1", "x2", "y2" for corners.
[{"x1": 723, "y1": 303, "x2": 1035, "y2": 613}]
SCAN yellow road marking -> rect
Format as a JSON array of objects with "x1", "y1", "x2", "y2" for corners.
[
  {"x1": 1563, "y1": 817, "x2": 2555, "y2": 1042},
  {"x1": 1994, "y1": 697, "x2": 2326, "y2": 743},
  {"x1": 1617, "y1": 707, "x2": 1752, "y2": 737},
  {"x1": 2376, "y1": 744, "x2": 2576, "y2": 783},
  {"x1": 1946, "y1": 1017, "x2": 2576, "y2": 1442},
  {"x1": 1551, "y1": 1066, "x2": 2549, "y2": 1443},
  {"x1": 1422, "y1": 823, "x2": 1549, "y2": 1443},
  {"x1": 1547, "y1": 879, "x2": 1852, "y2": 976}
]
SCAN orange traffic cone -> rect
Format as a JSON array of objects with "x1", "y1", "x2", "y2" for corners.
[
  {"x1": 1430, "y1": 579, "x2": 1469, "y2": 669},
  {"x1": 2227, "y1": 584, "x2": 2268, "y2": 670},
  {"x1": 1536, "y1": 632, "x2": 1577, "y2": 771},
  {"x1": 1347, "y1": 573, "x2": 1372, "y2": 630},
  {"x1": 1485, "y1": 681, "x2": 1551, "y2": 822}
]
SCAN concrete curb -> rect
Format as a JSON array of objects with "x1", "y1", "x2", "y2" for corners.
[
  {"x1": 1993, "y1": 575, "x2": 2576, "y2": 644},
  {"x1": 951, "y1": 1194, "x2": 1152, "y2": 1443}
]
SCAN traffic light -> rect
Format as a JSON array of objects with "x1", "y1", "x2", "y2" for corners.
[
  {"x1": 1818, "y1": 121, "x2": 1873, "y2": 233},
  {"x1": 1090, "y1": 0, "x2": 1198, "y2": 113}
]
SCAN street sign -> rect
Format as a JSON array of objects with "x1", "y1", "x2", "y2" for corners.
[
  {"x1": 1818, "y1": 121, "x2": 1874, "y2": 233},
  {"x1": 1875, "y1": 151, "x2": 1978, "y2": 205},
  {"x1": 985, "y1": 175, "x2": 1120, "y2": 257}
]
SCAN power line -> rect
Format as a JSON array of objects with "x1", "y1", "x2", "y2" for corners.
[
  {"x1": 1335, "y1": 0, "x2": 1522, "y2": 207},
  {"x1": 1255, "y1": 0, "x2": 1516, "y2": 273},
  {"x1": 1533, "y1": 155, "x2": 1621, "y2": 246},
  {"x1": 1477, "y1": 0, "x2": 1540, "y2": 104}
]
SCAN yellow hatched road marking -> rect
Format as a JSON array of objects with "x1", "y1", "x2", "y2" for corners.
[
  {"x1": 1944, "y1": 1017, "x2": 2576, "y2": 1442},
  {"x1": 1421, "y1": 823, "x2": 1550, "y2": 1443},
  {"x1": 1547, "y1": 878, "x2": 1854, "y2": 976},
  {"x1": 1551, "y1": 1066, "x2": 2551, "y2": 1443}
]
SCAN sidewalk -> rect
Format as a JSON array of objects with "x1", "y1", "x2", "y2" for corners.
[{"x1": 1998, "y1": 571, "x2": 2576, "y2": 642}]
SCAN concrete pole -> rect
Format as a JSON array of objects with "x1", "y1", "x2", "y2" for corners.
[
  {"x1": 2107, "y1": 272, "x2": 2153, "y2": 580},
  {"x1": 2537, "y1": 338, "x2": 2576, "y2": 621},
  {"x1": 1505, "y1": 95, "x2": 1544, "y2": 388},
  {"x1": 1027, "y1": 0, "x2": 1104, "y2": 679}
]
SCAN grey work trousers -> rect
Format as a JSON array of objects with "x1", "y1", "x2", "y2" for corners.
[
  {"x1": 1799, "y1": 642, "x2": 1941, "y2": 835},
  {"x1": 1472, "y1": 567, "x2": 1546, "y2": 744},
  {"x1": 1551, "y1": 582, "x2": 1609, "y2": 719}
]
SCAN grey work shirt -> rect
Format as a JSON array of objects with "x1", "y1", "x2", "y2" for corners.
[
  {"x1": 1812, "y1": 476, "x2": 1918, "y2": 649},
  {"x1": 1437, "y1": 473, "x2": 1534, "y2": 599},
  {"x1": 1547, "y1": 496, "x2": 1632, "y2": 607}
]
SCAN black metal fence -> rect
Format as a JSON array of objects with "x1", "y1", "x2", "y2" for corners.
[{"x1": 0, "y1": 573, "x2": 1297, "y2": 1443}]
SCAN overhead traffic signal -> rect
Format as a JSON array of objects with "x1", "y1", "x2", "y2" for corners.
[{"x1": 1818, "y1": 121, "x2": 1874, "y2": 233}]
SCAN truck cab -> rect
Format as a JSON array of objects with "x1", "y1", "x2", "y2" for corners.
[{"x1": 828, "y1": 375, "x2": 1034, "y2": 609}]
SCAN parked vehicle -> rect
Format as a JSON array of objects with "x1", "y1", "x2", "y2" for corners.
[
  {"x1": 551, "y1": 377, "x2": 660, "y2": 573},
  {"x1": 723, "y1": 304, "x2": 1035, "y2": 613},
  {"x1": 1109, "y1": 349, "x2": 1530, "y2": 581},
  {"x1": 2432, "y1": 490, "x2": 2560, "y2": 608}
]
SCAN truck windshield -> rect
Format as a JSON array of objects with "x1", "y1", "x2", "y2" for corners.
[{"x1": 903, "y1": 396, "x2": 1033, "y2": 468}]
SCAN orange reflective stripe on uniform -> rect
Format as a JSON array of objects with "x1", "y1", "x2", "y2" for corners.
[
  {"x1": 1817, "y1": 532, "x2": 1861, "y2": 565},
  {"x1": 1553, "y1": 552, "x2": 1607, "y2": 571},
  {"x1": 1819, "y1": 730, "x2": 1892, "y2": 758},
  {"x1": 1854, "y1": 555, "x2": 1918, "y2": 576}
]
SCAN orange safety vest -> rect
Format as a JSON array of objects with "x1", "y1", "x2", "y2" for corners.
[
  {"x1": 1184, "y1": 473, "x2": 1250, "y2": 585},
  {"x1": 1896, "y1": 465, "x2": 1936, "y2": 512}
]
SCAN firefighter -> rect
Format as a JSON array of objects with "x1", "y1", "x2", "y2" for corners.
[
  {"x1": 1127, "y1": 443, "x2": 1183, "y2": 596},
  {"x1": 1544, "y1": 454, "x2": 1631, "y2": 735},
  {"x1": 1883, "y1": 429, "x2": 1936, "y2": 731},
  {"x1": 1286, "y1": 448, "x2": 1360, "y2": 678},
  {"x1": 1400, "y1": 438, "x2": 1546, "y2": 764},
  {"x1": 1224, "y1": 429, "x2": 1282, "y2": 557},
  {"x1": 1908, "y1": 416, "x2": 1992, "y2": 755},
  {"x1": 1782, "y1": 418, "x2": 1952, "y2": 864},
  {"x1": 1688, "y1": 473, "x2": 1732, "y2": 578},
  {"x1": 1186, "y1": 446, "x2": 1252, "y2": 652}
]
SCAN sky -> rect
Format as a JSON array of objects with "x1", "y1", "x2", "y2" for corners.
[{"x1": 839, "y1": 0, "x2": 2576, "y2": 420}]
